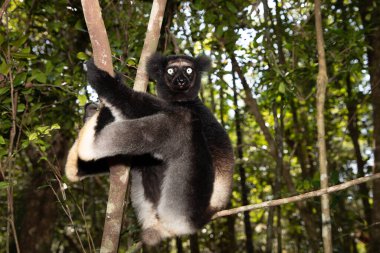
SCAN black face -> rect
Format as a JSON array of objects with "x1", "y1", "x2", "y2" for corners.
[
  {"x1": 164, "y1": 60, "x2": 195, "y2": 91},
  {"x1": 147, "y1": 54, "x2": 211, "y2": 101}
]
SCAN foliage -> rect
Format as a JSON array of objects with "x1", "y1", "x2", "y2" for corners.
[{"x1": 0, "y1": 0, "x2": 378, "y2": 252}]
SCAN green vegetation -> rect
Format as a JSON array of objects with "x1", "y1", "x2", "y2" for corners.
[{"x1": 1, "y1": 0, "x2": 380, "y2": 252}]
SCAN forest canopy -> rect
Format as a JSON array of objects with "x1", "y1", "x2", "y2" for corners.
[{"x1": 1, "y1": 0, "x2": 380, "y2": 252}]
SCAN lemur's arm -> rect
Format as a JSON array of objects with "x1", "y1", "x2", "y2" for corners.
[
  {"x1": 78, "y1": 113, "x2": 178, "y2": 161},
  {"x1": 86, "y1": 59, "x2": 167, "y2": 119}
]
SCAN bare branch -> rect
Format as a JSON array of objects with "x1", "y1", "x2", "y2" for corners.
[
  {"x1": 133, "y1": 0, "x2": 167, "y2": 91},
  {"x1": 212, "y1": 173, "x2": 380, "y2": 219},
  {"x1": 314, "y1": 0, "x2": 332, "y2": 252},
  {"x1": 81, "y1": 0, "x2": 114, "y2": 76}
]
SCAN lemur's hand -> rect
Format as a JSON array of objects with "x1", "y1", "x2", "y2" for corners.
[
  {"x1": 83, "y1": 102, "x2": 98, "y2": 123},
  {"x1": 86, "y1": 58, "x2": 117, "y2": 92}
]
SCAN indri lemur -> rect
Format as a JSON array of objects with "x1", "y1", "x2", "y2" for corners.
[{"x1": 65, "y1": 54, "x2": 234, "y2": 245}]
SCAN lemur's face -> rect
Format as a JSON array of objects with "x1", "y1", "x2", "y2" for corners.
[{"x1": 165, "y1": 59, "x2": 195, "y2": 91}]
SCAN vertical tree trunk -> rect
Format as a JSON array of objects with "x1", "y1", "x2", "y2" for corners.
[
  {"x1": 345, "y1": 74, "x2": 371, "y2": 225},
  {"x1": 266, "y1": 104, "x2": 283, "y2": 253},
  {"x1": 314, "y1": 0, "x2": 332, "y2": 252},
  {"x1": 273, "y1": 103, "x2": 283, "y2": 253},
  {"x1": 176, "y1": 237, "x2": 183, "y2": 253},
  {"x1": 357, "y1": 1, "x2": 380, "y2": 252},
  {"x1": 218, "y1": 79, "x2": 237, "y2": 253},
  {"x1": 232, "y1": 70, "x2": 254, "y2": 253},
  {"x1": 337, "y1": 0, "x2": 372, "y2": 232},
  {"x1": 266, "y1": 206, "x2": 275, "y2": 253},
  {"x1": 190, "y1": 234, "x2": 200, "y2": 253}
]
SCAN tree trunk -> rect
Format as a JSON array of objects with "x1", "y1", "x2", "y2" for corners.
[
  {"x1": 357, "y1": 1, "x2": 380, "y2": 252},
  {"x1": 232, "y1": 70, "x2": 254, "y2": 253},
  {"x1": 314, "y1": 0, "x2": 332, "y2": 252},
  {"x1": 345, "y1": 74, "x2": 371, "y2": 225},
  {"x1": 190, "y1": 234, "x2": 200, "y2": 253},
  {"x1": 176, "y1": 237, "x2": 183, "y2": 253},
  {"x1": 273, "y1": 103, "x2": 283, "y2": 253}
]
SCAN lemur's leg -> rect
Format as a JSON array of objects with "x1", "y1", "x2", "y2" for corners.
[{"x1": 78, "y1": 113, "x2": 190, "y2": 161}]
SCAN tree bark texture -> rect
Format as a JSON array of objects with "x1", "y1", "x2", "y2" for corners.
[
  {"x1": 81, "y1": 1, "x2": 124, "y2": 251},
  {"x1": 314, "y1": 0, "x2": 332, "y2": 252},
  {"x1": 80, "y1": 0, "x2": 167, "y2": 252}
]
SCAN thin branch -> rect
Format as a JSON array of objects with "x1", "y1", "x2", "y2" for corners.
[
  {"x1": 314, "y1": 0, "x2": 332, "y2": 252},
  {"x1": 212, "y1": 173, "x2": 380, "y2": 219},
  {"x1": 0, "y1": 0, "x2": 10, "y2": 20},
  {"x1": 133, "y1": 0, "x2": 167, "y2": 92}
]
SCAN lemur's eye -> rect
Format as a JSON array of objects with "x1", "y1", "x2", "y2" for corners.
[
  {"x1": 186, "y1": 67, "x2": 193, "y2": 75},
  {"x1": 167, "y1": 68, "x2": 174, "y2": 75}
]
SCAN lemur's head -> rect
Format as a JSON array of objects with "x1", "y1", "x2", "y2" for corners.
[{"x1": 147, "y1": 54, "x2": 211, "y2": 101}]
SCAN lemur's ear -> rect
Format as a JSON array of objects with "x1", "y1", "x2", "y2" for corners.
[
  {"x1": 147, "y1": 53, "x2": 167, "y2": 81},
  {"x1": 195, "y1": 56, "x2": 212, "y2": 72}
]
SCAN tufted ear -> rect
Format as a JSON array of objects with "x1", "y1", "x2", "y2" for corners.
[
  {"x1": 146, "y1": 53, "x2": 167, "y2": 81},
  {"x1": 195, "y1": 55, "x2": 212, "y2": 73}
]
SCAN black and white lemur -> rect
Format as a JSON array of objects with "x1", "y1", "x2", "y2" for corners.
[{"x1": 65, "y1": 54, "x2": 234, "y2": 245}]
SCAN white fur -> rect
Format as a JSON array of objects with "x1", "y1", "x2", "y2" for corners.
[
  {"x1": 156, "y1": 166, "x2": 195, "y2": 235},
  {"x1": 209, "y1": 174, "x2": 232, "y2": 209},
  {"x1": 65, "y1": 140, "x2": 80, "y2": 182},
  {"x1": 77, "y1": 112, "x2": 99, "y2": 161},
  {"x1": 103, "y1": 101, "x2": 125, "y2": 121},
  {"x1": 130, "y1": 170, "x2": 160, "y2": 229}
]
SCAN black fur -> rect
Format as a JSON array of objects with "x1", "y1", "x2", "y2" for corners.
[{"x1": 68, "y1": 54, "x2": 234, "y2": 245}]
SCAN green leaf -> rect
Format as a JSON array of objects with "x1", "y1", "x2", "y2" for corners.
[
  {"x1": 78, "y1": 94, "x2": 87, "y2": 106},
  {"x1": 21, "y1": 47, "x2": 31, "y2": 54},
  {"x1": 28, "y1": 132, "x2": 38, "y2": 141},
  {"x1": 51, "y1": 123, "x2": 61, "y2": 130},
  {"x1": 77, "y1": 52, "x2": 88, "y2": 60},
  {"x1": 21, "y1": 140, "x2": 29, "y2": 149},
  {"x1": 0, "y1": 61, "x2": 10, "y2": 75},
  {"x1": 37, "y1": 126, "x2": 50, "y2": 134},
  {"x1": 126, "y1": 57, "x2": 137, "y2": 66},
  {"x1": 10, "y1": 36, "x2": 28, "y2": 47},
  {"x1": 0, "y1": 87, "x2": 9, "y2": 96},
  {"x1": 0, "y1": 182, "x2": 9, "y2": 189},
  {"x1": 0, "y1": 136, "x2": 5, "y2": 145},
  {"x1": 215, "y1": 26, "x2": 224, "y2": 38},
  {"x1": 279, "y1": 83, "x2": 286, "y2": 94},
  {"x1": 17, "y1": 103, "x2": 25, "y2": 113},
  {"x1": 13, "y1": 72, "x2": 27, "y2": 86},
  {"x1": 12, "y1": 52, "x2": 37, "y2": 59},
  {"x1": 226, "y1": 2, "x2": 238, "y2": 13},
  {"x1": 46, "y1": 61, "x2": 53, "y2": 75},
  {"x1": 30, "y1": 70, "x2": 47, "y2": 83}
]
